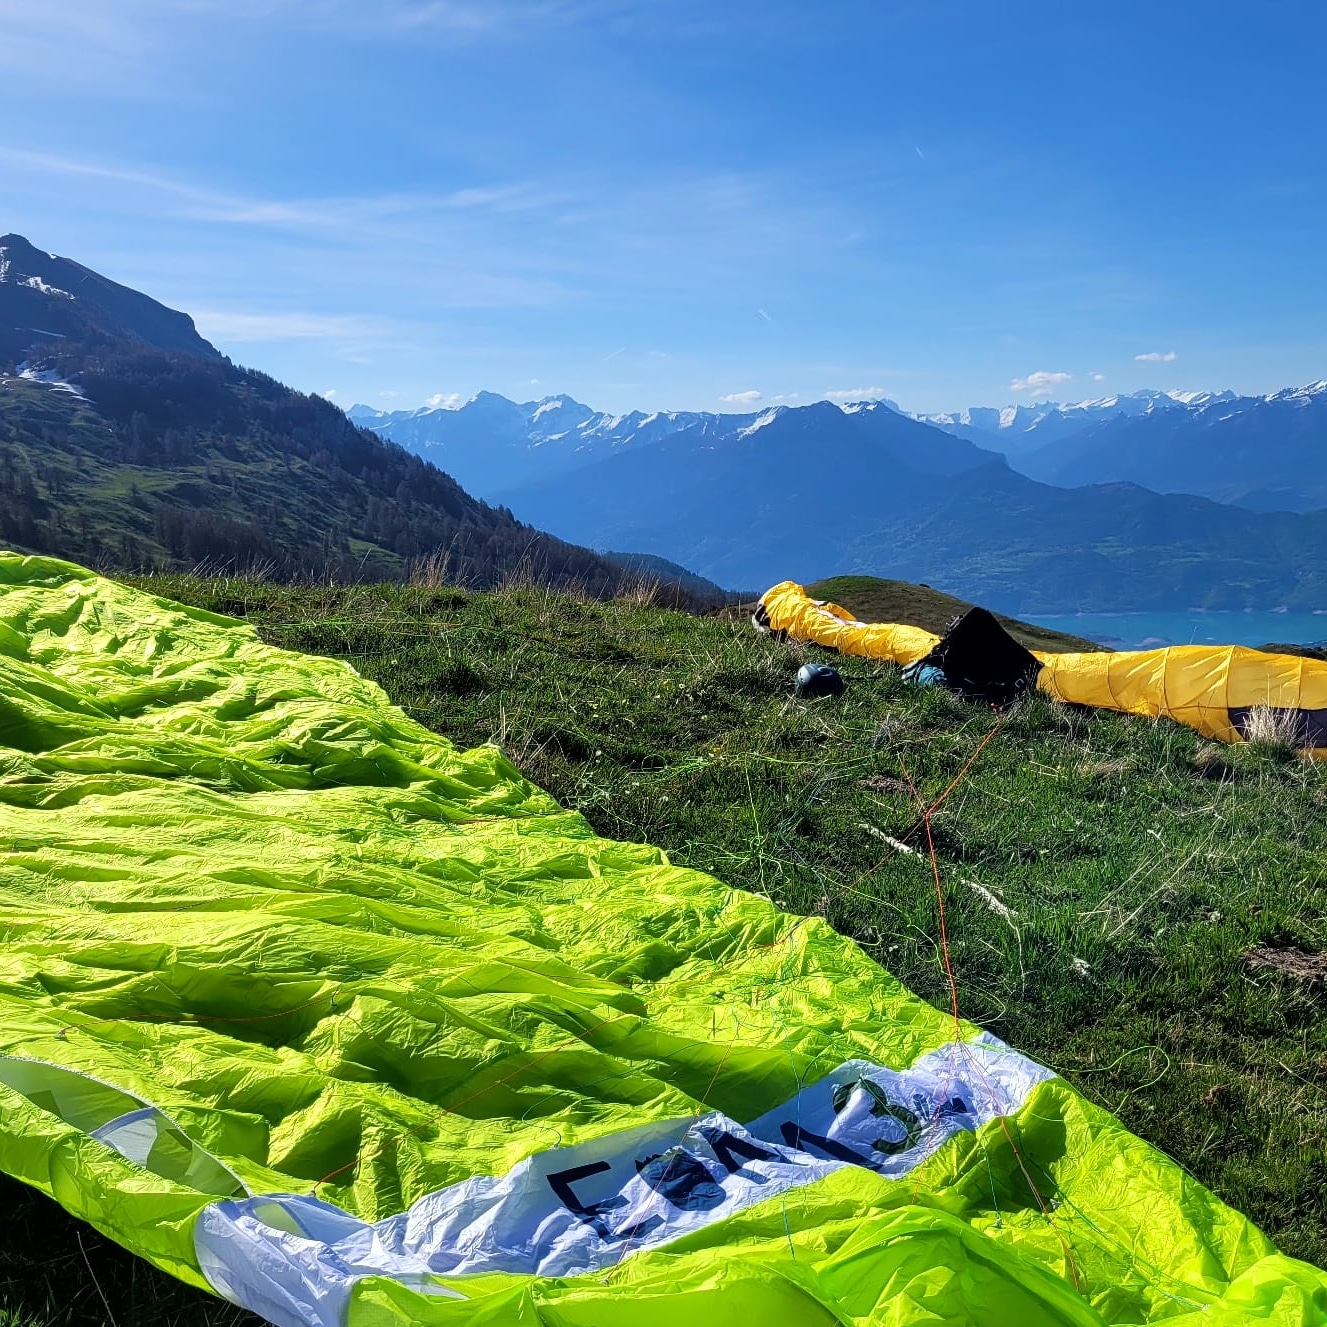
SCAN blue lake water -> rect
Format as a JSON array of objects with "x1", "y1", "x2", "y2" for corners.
[{"x1": 1029, "y1": 611, "x2": 1327, "y2": 651}]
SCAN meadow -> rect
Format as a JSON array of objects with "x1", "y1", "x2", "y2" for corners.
[{"x1": 2, "y1": 574, "x2": 1323, "y2": 1325}]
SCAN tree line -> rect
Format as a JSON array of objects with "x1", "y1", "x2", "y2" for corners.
[{"x1": 0, "y1": 342, "x2": 696, "y2": 598}]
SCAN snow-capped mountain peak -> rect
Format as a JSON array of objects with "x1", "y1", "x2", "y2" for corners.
[
  {"x1": 838, "y1": 397, "x2": 902, "y2": 416},
  {"x1": 1268, "y1": 380, "x2": 1327, "y2": 406}
]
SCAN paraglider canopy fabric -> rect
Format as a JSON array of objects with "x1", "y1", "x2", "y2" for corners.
[
  {"x1": 759, "y1": 580, "x2": 1327, "y2": 755},
  {"x1": 0, "y1": 554, "x2": 1325, "y2": 1327}
]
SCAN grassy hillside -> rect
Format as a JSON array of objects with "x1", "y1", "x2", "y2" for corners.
[
  {"x1": 806, "y1": 574, "x2": 1103, "y2": 652},
  {"x1": 2, "y1": 575, "x2": 1324, "y2": 1325},
  {"x1": 0, "y1": 362, "x2": 649, "y2": 595}
]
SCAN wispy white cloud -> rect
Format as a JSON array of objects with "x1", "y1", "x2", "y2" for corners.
[
  {"x1": 720, "y1": 389, "x2": 762, "y2": 404},
  {"x1": 442, "y1": 182, "x2": 576, "y2": 213},
  {"x1": 2, "y1": 143, "x2": 581, "y2": 312},
  {"x1": 4, "y1": 143, "x2": 853, "y2": 315},
  {"x1": 361, "y1": 0, "x2": 702, "y2": 41},
  {"x1": 825, "y1": 386, "x2": 890, "y2": 401},
  {"x1": 0, "y1": 145, "x2": 399, "y2": 231},
  {"x1": 381, "y1": 0, "x2": 599, "y2": 34},
  {"x1": 1090, "y1": 372, "x2": 1105, "y2": 382},
  {"x1": 1010, "y1": 370, "x2": 1071, "y2": 398},
  {"x1": 2, "y1": 145, "x2": 211, "y2": 200},
  {"x1": 191, "y1": 309, "x2": 392, "y2": 342},
  {"x1": 1134, "y1": 350, "x2": 1177, "y2": 363},
  {"x1": 424, "y1": 391, "x2": 463, "y2": 408},
  {"x1": 0, "y1": 0, "x2": 677, "y2": 77},
  {"x1": 0, "y1": 0, "x2": 153, "y2": 82},
  {"x1": 0, "y1": 146, "x2": 570, "y2": 232}
]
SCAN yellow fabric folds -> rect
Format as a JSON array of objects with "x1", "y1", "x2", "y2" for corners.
[
  {"x1": 759, "y1": 580, "x2": 1327, "y2": 753},
  {"x1": 758, "y1": 582, "x2": 941, "y2": 665},
  {"x1": 1037, "y1": 644, "x2": 1327, "y2": 748}
]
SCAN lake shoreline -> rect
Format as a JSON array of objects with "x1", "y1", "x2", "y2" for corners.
[{"x1": 1028, "y1": 609, "x2": 1327, "y2": 651}]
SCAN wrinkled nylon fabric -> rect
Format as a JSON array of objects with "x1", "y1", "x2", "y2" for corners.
[
  {"x1": 759, "y1": 580, "x2": 1327, "y2": 754},
  {"x1": 0, "y1": 554, "x2": 1322, "y2": 1326}
]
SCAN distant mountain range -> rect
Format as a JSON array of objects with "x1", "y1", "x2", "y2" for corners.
[
  {"x1": 352, "y1": 385, "x2": 1327, "y2": 612},
  {"x1": 5, "y1": 230, "x2": 1326, "y2": 615},
  {"x1": 903, "y1": 389, "x2": 1240, "y2": 453},
  {"x1": 0, "y1": 234, "x2": 715, "y2": 600},
  {"x1": 897, "y1": 382, "x2": 1327, "y2": 512},
  {"x1": 354, "y1": 381, "x2": 1327, "y2": 516},
  {"x1": 1002, "y1": 383, "x2": 1327, "y2": 511},
  {"x1": 346, "y1": 395, "x2": 1001, "y2": 499}
]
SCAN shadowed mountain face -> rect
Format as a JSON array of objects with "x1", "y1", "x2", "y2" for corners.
[
  {"x1": 0, "y1": 234, "x2": 221, "y2": 361},
  {"x1": 485, "y1": 399, "x2": 1327, "y2": 615}
]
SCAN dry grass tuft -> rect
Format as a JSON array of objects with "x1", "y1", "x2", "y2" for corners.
[
  {"x1": 1239, "y1": 703, "x2": 1307, "y2": 752},
  {"x1": 1244, "y1": 946, "x2": 1327, "y2": 982},
  {"x1": 613, "y1": 573, "x2": 667, "y2": 608},
  {"x1": 860, "y1": 774, "x2": 914, "y2": 796},
  {"x1": 408, "y1": 544, "x2": 484, "y2": 590},
  {"x1": 1075, "y1": 756, "x2": 1134, "y2": 781}
]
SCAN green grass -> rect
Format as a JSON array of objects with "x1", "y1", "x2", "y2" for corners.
[{"x1": 3, "y1": 574, "x2": 1325, "y2": 1324}]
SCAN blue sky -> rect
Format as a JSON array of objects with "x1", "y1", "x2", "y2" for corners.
[{"x1": 4, "y1": 0, "x2": 1324, "y2": 414}]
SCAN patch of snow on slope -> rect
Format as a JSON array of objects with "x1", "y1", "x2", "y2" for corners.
[
  {"x1": 21, "y1": 275, "x2": 73, "y2": 299},
  {"x1": 18, "y1": 362, "x2": 88, "y2": 401},
  {"x1": 738, "y1": 407, "x2": 784, "y2": 438}
]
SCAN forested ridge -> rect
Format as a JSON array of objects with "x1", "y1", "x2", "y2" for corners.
[{"x1": 0, "y1": 341, "x2": 649, "y2": 592}]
